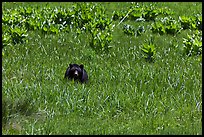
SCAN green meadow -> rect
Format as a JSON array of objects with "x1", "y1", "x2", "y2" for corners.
[{"x1": 2, "y1": 2, "x2": 202, "y2": 135}]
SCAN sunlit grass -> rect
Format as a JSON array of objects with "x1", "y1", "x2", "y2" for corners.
[{"x1": 2, "y1": 2, "x2": 202, "y2": 135}]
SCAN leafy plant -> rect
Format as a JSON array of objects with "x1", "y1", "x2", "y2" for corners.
[
  {"x1": 2, "y1": 3, "x2": 114, "y2": 53},
  {"x1": 112, "y1": 10, "x2": 130, "y2": 21},
  {"x1": 123, "y1": 24, "x2": 145, "y2": 36},
  {"x1": 112, "y1": 3, "x2": 174, "y2": 22},
  {"x1": 151, "y1": 17, "x2": 181, "y2": 35},
  {"x1": 151, "y1": 22, "x2": 166, "y2": 35},
  {"x1": 165, "y1": 19, "x2": 181, "y2": 35},
  {"x1": 19, "y1": 6, "x2": 33, "y2": 18},
  {"x1": 123, "y1": 24, "x2": 135, "y2": 36},
  {"x1": 179, "y1": 14, "x2": 202, "y2": 30},
  {"x1": 52, "y1": 7, "x2": 71, "y2": 25},
  {"x1": 183, "y1": 30, "x2": 202, "y2": 56},
  {"x1": 195, "y1": 14, "x2": 202, "y2": 30},
  {"x1": 136, "y1": 26, "x2": 145, "y2": 36},
  {"x1": 112, "y1": 11, "x2": 121, "y2": 21},
  {"x1": 179, "y1": 16, "x2": 196, "y2": 30},
  {"x1": 141, "y1": 37, "x2": 156, "y2": 62},
  {"x1": 159, "y1": 7, "x2": 174, "y2": 16},
  {"x1": 9, "y1": 26, "x2": 28, "y2": 45},
  {"x1": 142, "y1": 9, "x2": 160, "y2": 22}
]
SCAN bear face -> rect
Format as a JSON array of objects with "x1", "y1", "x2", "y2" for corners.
[{"x1": 64, "y1": 64, "x2": 88, "y2": 83}]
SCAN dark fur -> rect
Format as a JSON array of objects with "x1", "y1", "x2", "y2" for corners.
[{"x1": 64, "y1": 64, "x2": 88, "y2": 83}]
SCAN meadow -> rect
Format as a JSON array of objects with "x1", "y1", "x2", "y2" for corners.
[{"x1": 2, "y1": 2, "x2": 202, "y2": 135}]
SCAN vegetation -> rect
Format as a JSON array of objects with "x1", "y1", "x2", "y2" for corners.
[{"x1": 2, "y1": 2, "x2": 202, "y2": 135}]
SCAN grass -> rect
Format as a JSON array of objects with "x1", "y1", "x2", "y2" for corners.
[{"x1": 2, "y1": 2, "x2": 202, "y2": 135}]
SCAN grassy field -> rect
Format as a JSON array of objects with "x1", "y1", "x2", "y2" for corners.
[{"x1": 2, "y1": 2, "x2": 202, "y2": 135}]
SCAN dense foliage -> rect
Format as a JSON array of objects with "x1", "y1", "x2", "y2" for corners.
[
  {"x1": 2, "y1": 2, "x2": 202, "y2": 56},
  {"x1": 2, "y1": 2, "x2": 202, "y2": 135}
]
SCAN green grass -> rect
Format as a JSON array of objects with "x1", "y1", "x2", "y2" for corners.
[{"x1": 2, "y1": 2, "x2": 202, "y2": 135}]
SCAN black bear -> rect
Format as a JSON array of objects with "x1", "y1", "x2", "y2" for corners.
[{"x1": 64, "y1": 64, "x2": 88, "y2": 83}]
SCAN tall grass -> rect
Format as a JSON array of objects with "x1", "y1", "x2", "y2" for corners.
[{"x1": 2, "y1": 2, "x2": 202, "y2": 135}]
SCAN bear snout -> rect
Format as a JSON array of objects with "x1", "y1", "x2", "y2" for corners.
[{"x1": 74, "y1": 70, "x2": 79, "y2": 77}]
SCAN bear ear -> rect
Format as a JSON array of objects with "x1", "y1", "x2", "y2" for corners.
[
  {"x1": 69, "y1": 64, "x2": 73, "y2": 68},
  {"x1": 79, "y1": 64, "x2": 84, "y2": 69}
]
